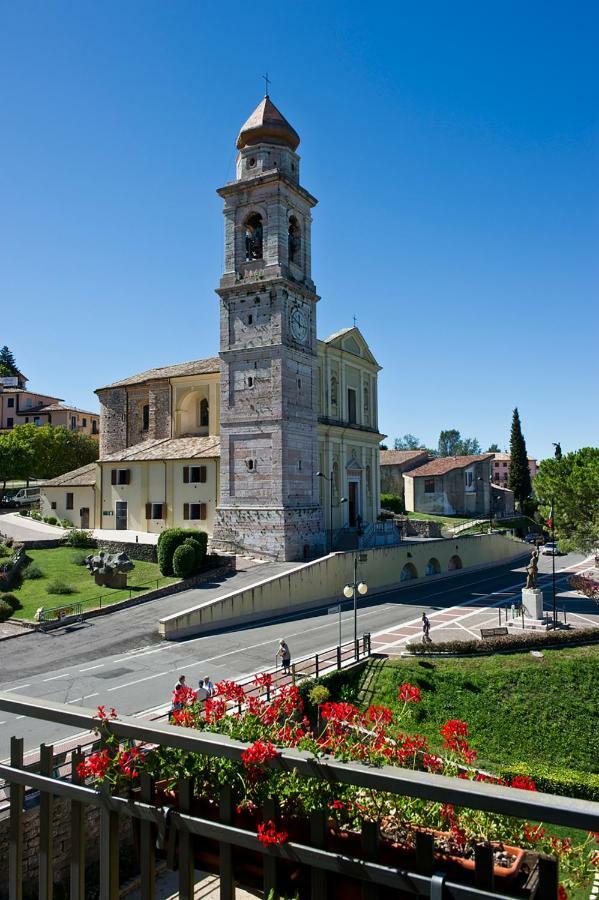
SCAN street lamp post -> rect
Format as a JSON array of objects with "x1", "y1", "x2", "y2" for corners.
[{"x1": 343, "y1": 553, "x2": 368, "y2": 658}]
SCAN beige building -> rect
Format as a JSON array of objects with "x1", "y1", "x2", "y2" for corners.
[
  {"x1": 0, "y1": 373, "x2": 99, "y2": 438},
  {"x1": 491, "y1": 452, "x2": 538, "y2": 487},
  {"x1": 41, "y1": 97, "x2": 385, "y2": 560},
  {"x1": 404, "y1": 454, "x2": 495, "y2": 517}
]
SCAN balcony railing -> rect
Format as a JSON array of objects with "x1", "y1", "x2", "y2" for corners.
[{"x1": 1, "y1": 686, "x2": 598, "y2": 898}]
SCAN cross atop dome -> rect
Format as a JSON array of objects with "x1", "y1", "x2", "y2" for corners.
[{"x1": 236, "y1": 96, "x2": 300, "y2": 151}]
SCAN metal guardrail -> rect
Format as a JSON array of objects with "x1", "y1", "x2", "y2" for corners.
[
  {"x1": 1, "y1": 690, "x2": 595, "y2": 898},
  {"x1": 36, "y1": 576, "x2": 175, "y2": 628}
]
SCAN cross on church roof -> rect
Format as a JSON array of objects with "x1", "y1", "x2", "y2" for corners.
[
  {"x1": 353, "y1": 315, "x2": 357, "y2": 327},
  {"x1": 261, "y1": 72, "x2": 271, "y2": 97}
]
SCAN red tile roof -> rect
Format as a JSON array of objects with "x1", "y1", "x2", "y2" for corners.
[
  {"x1": 404, "y1": 454, "x2": 494, "y2": 478},
  {"x1": 380, "y1": 449, "x2": 429, "y2": 466}
]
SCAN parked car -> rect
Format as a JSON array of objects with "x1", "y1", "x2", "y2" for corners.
[
  {"x1": 2, "y1": 487, "x2": 40, "y2": 508},
  {"x1": 524, "y1": 533, "x2": 541, "y2": 544},
  {"x1": 541, "y1": 542, "x2": 562, "y2": 556}
]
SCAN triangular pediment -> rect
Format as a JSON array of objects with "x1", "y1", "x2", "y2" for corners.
[
  {"x1": 320, "y1": 326, "x2": 380, "y2": 367},
  {"x1": 346, "y1": 457, "x2": 363, "y2": 472}
]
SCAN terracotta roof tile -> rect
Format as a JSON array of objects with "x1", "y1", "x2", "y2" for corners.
[
  {"x1": 101, "y1": 436, "x2": 220, "y2": 463},
  {"x1": 380, "y1": 449, "x2": 430, "y2": 466},
  {"x1": 41, "y1": 463, "x2": 97, "y2": 487},
  {"x1": 96, "y1": 357, "x2": 221, "y2": 391},
  {"x1": 404, "y1": 454, "x2": 494, "y2": 478}
]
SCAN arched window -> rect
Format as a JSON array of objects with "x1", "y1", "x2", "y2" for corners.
[
  {"x1": 332, "y1": 461, "x2": 340, "y2": 499},
  {"x1": 142, "y1": 403, "x2": 150, "y2": 432},
  {"x1": 244, "y1": 213, "x2": 263, "y2": 261},
  {"x1": 330, "y1": 375, "x2": 338, "y2": 408},
  {"x1": 288, "y1": 215, "x2": 301, "y2": 264},
  {"x1": 400, "y1": 562, "x2": 418, "y2": 581},
  {"x1": 425, "y1": 558, "x2": 441, "y2": 576},
  {"x1": 448, "y1": 554, "x2": 463, "y2": 571},
  {"x1": 199, "y1": 398, "x2": 209, "y2": 428}
]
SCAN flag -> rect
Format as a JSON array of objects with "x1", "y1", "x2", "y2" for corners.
[{"x1": 546, "y1": 503, "x2": 554, "y2": 530}]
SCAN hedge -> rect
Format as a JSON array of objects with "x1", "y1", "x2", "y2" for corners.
[
  {"x1": 380, "y1": 493, "x2": 405, "y2": 515},
  {"x1": 498, "y1": 763, "x2": 599, "y2": 803},
  {"x1": 407, "y1": 627, "x2": 599, "y2": 655},
  {"x1": 157, "y1": 528, "x2": 208, "y2": 576},
  {"x1": 0, "y1": 599, "x2": 13, "y2": 621},
  {"x1": 172, "y1": 542, "x2": 197, "y2": 578}
]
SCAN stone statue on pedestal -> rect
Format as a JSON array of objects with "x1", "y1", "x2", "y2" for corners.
[{"x1": 525, "y1": 548, "x2": 539, "y2": 590}]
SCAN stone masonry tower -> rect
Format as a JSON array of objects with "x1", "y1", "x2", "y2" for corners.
[{"x1": 211, "y1": 96, "x2": 323, "y2": 560}]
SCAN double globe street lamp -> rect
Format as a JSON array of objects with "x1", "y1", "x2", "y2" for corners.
[{"x1": 343, "y1": 554, "x2": 368, "y2": 657}]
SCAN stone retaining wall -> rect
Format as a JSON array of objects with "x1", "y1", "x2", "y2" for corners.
[{"x1": 97, "y1": 539, "x2": 158, "y2": 562}]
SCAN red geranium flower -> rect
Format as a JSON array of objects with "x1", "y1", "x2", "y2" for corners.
[
  {"x1": 510, "y1": 775, "x2": 537, "y2": 792},
  {"x1": 241, "y1": 739, "x2": 279, "y2": 769},
  {"x1": 398, "y1": 683, "x2": 422, "y2": 703},
  {"x1": 257, "y1": 820, "x2": 288, "y2": 846}
]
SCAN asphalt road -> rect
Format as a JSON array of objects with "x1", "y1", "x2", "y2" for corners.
[{"x1": 0, "y1": 550, "x2": 588, "y2": 759}]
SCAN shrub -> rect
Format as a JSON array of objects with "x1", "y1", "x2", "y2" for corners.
[
  {"x1": 0, "y1": 544, "x2": 10, "y2": 558},
  {"x1": 308, "y1": 684, "x2": 330, "y2": 707},
  {"x1": 0, "y1": 600, "x2": 12, "y2": 622},
  {"x1": 380, "y1": 493, "x2": 405, "y2": 515},
  {"x1": 22, "y1": 564, "x2": 44, "y2": 580},
  {"x1": 499, "y1": 763, "x2": 599, "y2": 803},
  {"x1": 60, "y1": 519, "x2": 72, "y2": 528},
  {"x1": 46, "y1": 579, "x2": 76, "y2": 596},
  {"x1": 44, "y1": 516, "x2": 58, "y2": 525},
  {"x1": 158, "y1": 528, "x2": 207, "y2": 576},
  {"x1": 1, "y1": 593, "x2": 21, "y2": 611},
  {"x1": 172, "y1": 542, "x2": 197, "y2": 579},
  {"x1": 407, "y1": 627, "x2": 599, "y2": 656},
  {"x1": 62, "y1": 529, "x2": 96, "y2": 549},
  {"x1": 18, "y1": 509, "x2": 29, "y2": 517},
  {"x1": 30, "y1": 511, "x2": 42, "y2": 520}
]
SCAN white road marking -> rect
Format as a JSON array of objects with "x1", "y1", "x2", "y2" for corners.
[
  {"x1": 3, "y1": 684, "x2": 32, "y2": 693},
  {"x1": 107, "y1": 672, "x2": 169, "y2": 692},
  {"x1": 43, "y1": 673, "x2": 72, "y2": 682},
  {"x1": 79, "y1": 664, "x2": 104, "y2": 672}
]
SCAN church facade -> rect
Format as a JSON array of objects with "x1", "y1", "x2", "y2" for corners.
[{"x1": 40, "y1": 98, "x2": 384, "y2": 561}]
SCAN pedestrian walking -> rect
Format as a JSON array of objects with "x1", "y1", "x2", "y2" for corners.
[
  {"x1": 277, "y1": 639, "x2": 291, "y2": 674},
  {"x1": 421, "y1": 613, "x2": 432, "y2": 644},
  {"x1": 203, "y1": 675, "x2": 214, "y2": 697},
  {"x1": 170, "y1": 674, "x2": 187, "y2": 718},
  {"x1": 196, "y1": 678, "x2": 209, "y2": 703}
]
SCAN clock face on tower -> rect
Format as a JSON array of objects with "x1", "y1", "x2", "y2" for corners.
[{"x1": 290, "y1": 306, "x2": 309, "y2": 344}]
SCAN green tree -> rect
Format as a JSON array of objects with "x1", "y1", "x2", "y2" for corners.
[
  {"x1": 508, "y1": 408, "x2": 532, "y2": 507},
  {"x1": 534, "y1": 448, "x2": 599, "y2": 553},
  {"x1": 487, "y1": 443, "x2": 501, "y2": 453},
  {"x1": 393, "y1": 434, "x2": 422, "y2": 450},
  {"x1": 437, "y1": 430, "x2": 481, "y2": 457},
  {"x1": 553, "y1": 442, "x2": 563, "y2": 460},
  {"x1": 2, "y1": 425, "x2": 98, "y2": 480},
  {"x1": 0, "y1": 346, "x2": 19, "y2": 377},
  {"x1": 0, "y1": 434, "x2": 34, "y2": 490}
]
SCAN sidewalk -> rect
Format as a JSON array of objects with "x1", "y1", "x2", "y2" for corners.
[{"x1": 125, "y1": 869, "x2": 259, "y2": 899}]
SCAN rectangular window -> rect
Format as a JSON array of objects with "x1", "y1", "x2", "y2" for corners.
[
  {"x1": 183, "y1": 465, "x2": 207, "y2": 484},
  {"x1": 142, "y1": 404, "x2": 150, "y2": 431},
  {"x1": 145, "y1": 502, "x2": 165, "y2": 520},
  {"x1": 424, "y1": 478, "x2": 435, "y2": 494},
  {"x1": 6, "y1": 417, "x2": 13, "y2": 428},
  {"x1": 70, "y1": 416, "x2": 77, "y2": 430},
  {"x1": 92, "y1": 420, "x2": 98, "y2": 434},
  {"x1": 82, "y1": 417, "x2": 87, "y2": 427},
  {"x1": 66, "y1": 493, "x2": 74, "y2": 510},
  {"x1": 26, "y1": 398, "x2": 33, "y2": 408},
  {"x1": 347, "y1": 388, "x2": 357, "y2": 424},
  {"x1": 111, "y1": 468, "x2": 130, "y2": 485},
  {"x1": 33, "y1": 416, "x2": 41, "y2": 426},
  {"x1": 51, "y1": 501, "x2": 57, "y2": 510},
  {"x1": 7, "y1": 397, "x2": 14, "y2": 408},
  {"x1": 183, "y1": 502, "x2": 207, "y2": 521}
]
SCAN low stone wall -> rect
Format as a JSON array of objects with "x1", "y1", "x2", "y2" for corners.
[
  {"x1": 395, "y1": 517, "x2": 443, "y2": 539},
  {"x1": 97, "y1": 538, "x2": 157, "y2": 562},
  {"x1": 160, "y1": 535, "x2": 528, "y2": 640},
  {"x1": 0, "y1": 798, "x2": 134, "y2": 899},
  {"x1": 15, "y1": 538, "x2": 64, "y2": 550}
]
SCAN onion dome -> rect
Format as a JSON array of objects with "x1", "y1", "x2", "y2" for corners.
[{"x1": 236, "y1": 96, "x2": 300, "y2": 151}]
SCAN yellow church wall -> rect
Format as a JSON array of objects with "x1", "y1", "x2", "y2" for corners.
[
  {"x1": 41, "y1": 484, "x2": 96, "y2": 528},
  {"x1": 159, "y1": 533, "x2": 527, "y2": 639}
]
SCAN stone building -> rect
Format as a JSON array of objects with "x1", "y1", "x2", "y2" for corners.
[
  {"x1": 41, "y1": 96, "x2": 384, "y2": 560},
  {"x1": 403, "y1": 454, "x2": 494, "y2": 517},
  {"x1": 380, "y1": 449, "x2": 431, "y2": 499},
  {"x1": 491, "y1": 452, "x2": 538, "y2": 487}
]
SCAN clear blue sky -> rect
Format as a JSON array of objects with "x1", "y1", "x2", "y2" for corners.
[{"x1": 2, "y1": 1, "x2": 597, "y2": 460}]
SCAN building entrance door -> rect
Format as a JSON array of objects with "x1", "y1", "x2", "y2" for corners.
[
  {"x1": 115, "y1": 501, "x2": 128, "y2": 531},
  {"x1": 80, "y1": 508, "x2": 90, "y2": 529},
  {"x1": 348, "y1": 482, "x2": 359, "y2": 527}
]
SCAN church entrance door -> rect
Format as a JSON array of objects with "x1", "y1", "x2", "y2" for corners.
[
  {"x1": 348, "y1": 481, "x2": 359, "y2": 528},
  {"x1": 80, "y1": 508, "x2": 90, "y2": 529}
]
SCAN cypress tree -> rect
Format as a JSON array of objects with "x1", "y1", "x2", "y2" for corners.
[
  {"x1": 508, "y1": 408, "x2": 532, "y2": 506},
  {"x1": 0, "y1": 345, "x2": 18, "y2": 376}
]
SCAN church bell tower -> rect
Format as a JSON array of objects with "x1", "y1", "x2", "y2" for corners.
[{"x1": 211, "y1": 96, "x2": 323, "y2": 561}]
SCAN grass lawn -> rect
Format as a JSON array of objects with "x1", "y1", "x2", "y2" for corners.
[
  {"x1": 405, "y1": 511, "x2": 473, "y2": 526},
  {"x1": 5, "y1": 547, "x2": 178, "y2": 620},
  {"x1": 365, "y1": 647, "x2": 599, "y2": 774}
]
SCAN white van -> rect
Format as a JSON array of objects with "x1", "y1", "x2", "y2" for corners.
[{"x1": 6, "y1": 487, "x2": 41, "y2": 507}]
